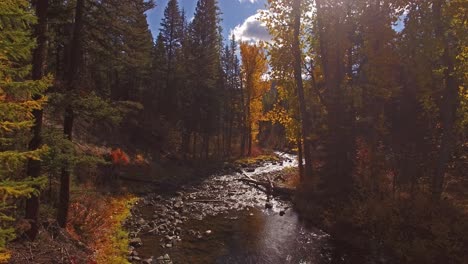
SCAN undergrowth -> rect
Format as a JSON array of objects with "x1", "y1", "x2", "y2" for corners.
[{"x1": 67, "y1": 193, "x2": 137, "y2": 264}]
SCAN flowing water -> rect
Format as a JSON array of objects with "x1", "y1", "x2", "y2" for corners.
[{"x1": 129, "y1": 153, "x2": 375, "y2": 264}]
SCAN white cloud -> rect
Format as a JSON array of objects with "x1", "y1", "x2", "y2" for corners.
[{"x1": 230, "y1": 12, "x2": 271, "y2": 43}]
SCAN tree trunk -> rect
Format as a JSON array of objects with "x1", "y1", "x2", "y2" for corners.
[
  {"x1": 240, "y1": 74, "x2": 246, "y2": 156},
  {"x1": 292, "y1": 0, "x2": 314, "y2": 180},
  {"x1": 246, "y1": 86, "x2": 252, "y2": 156},
  {"x1": 25, "y1": 0, "x2": 49, "y2": 240},
  {"x1": 297, "y1": 134, "x2": 304, "y2": 181},
  {"x1": 182, "y1": 130, "x2": 190, "y2": 160},
  {"x1": 57, "y1": 107, "x2": 74, "y2": 228},
  {"x1": 57, "y1": 0, "x2": 84, "y2": 228},
  {"x1": 247, "y1": 123, "x2": 252, "y2": 156},
  {"x1": 316, "y1": 0, "x2": 355, "y2": 195},
  {"x1": 227, "y1": 111, "x2": 233, "y2": 157},
  {"x1": 203, "y1": 133, "x2": 210, "y2": 159},
  {"x1": 192, "y1": 132, "x2": 198, "y2": 159},
  {"x1": 431, "y1": 0, "x2": 459, "y2": 201}
]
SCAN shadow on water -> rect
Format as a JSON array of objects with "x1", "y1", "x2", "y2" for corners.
[{"x1": 133, "y1": 152, "x2": 376, "y2": 264}]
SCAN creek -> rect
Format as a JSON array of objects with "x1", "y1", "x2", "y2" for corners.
[{"x1": 127, "y1": 153, "x2": 375, "y2": 264}]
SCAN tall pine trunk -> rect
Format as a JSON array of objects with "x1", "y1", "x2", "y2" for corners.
[
  {"x1": 25, "y1": 0, "x2": 49, "y2": 240},
  {"x1": 57, "y1": 0, "x2": 84, "y2": 228}
]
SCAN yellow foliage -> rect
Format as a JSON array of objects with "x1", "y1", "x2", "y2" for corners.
[
  {"x1": 0, "y1": 251, "x2": 10, "y2": 263},
  {"x1": 91, "y1": 195, "x2": 137, "y2": 264},
  {"x1": 240, "y1": 42, "x2": 270, "y2": 143}
]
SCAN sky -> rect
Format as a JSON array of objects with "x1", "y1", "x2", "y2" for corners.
[{"x1": 145, "y1": 0, "x2": 271, "y2": 43}]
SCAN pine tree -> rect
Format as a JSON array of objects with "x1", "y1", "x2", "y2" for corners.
[
  {"x1": 87, "y1": 0, "x2": 155, "y2": 101},
  {"x1": 57, "y1": 0, "x2": 85, "y2": 228},
  {"x1": 152, "y1": 33, "x2": 168, "y2": 113},
  {"x1": 159, "y1": 0, "x2": 183, "y2": 119},
  {"x1": 24, "y1": 0, "x2": 49, "y2": 241},
  {"x1": 189, "y1": 0, "x2": 222, "y2": 158},
  {"x1": 0, "y1": 0, "x2": 50, "y2": 257},
  {"x1": 220, "y1": 35, "x2": 242, "y2": 156}
]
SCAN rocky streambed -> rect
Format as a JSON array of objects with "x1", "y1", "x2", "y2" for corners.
[{"x1": 124, "y1": 153, "x2": 371, "y2": 264}]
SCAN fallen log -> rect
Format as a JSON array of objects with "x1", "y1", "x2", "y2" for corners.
[{"x1": 238, "y1": 178, "x2": 295, "y2": 196}]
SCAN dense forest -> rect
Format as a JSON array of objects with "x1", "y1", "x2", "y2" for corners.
[{"x1": 0, "y1": 0, "x2": 467, "y2": 263}]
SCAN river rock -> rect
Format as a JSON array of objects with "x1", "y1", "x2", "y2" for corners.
[
  {"x1": 142, "y1": 257, "x2": 153, "y2": 264},
  {"x1": 129, "y1": 238, "x2": 143, "y2": 247},
  {"x1": 173, "y1": 201, "x2": 183, "y2": 209},
  {"x1": 165, "y1": 235, "x2": 174, "y2": 242},
  {"x1": 156, "y1": 254, "x2": 172, "y2": 264},
  {"x1": 205, "y1": 230, "x2": 212, "y2": 235},
  {"x1": 280, "y1": 210, "x2": 285, "y2": 216}
]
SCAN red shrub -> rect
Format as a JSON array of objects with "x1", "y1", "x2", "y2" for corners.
[{"x1": 110, "y1": 148, "x2": 129, "y2": 165}]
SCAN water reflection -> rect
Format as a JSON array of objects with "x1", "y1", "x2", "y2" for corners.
[{"x1": 139, "y1": 207, "x2": 334, "y2": 264}]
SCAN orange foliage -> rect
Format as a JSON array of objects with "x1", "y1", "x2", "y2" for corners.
[
  {"x1": 66, "y1": 194, "x2": 134, "y2": 263},
  {"x1": 110, "y1": 148, "x2": 129, "y2": 165},
  {"x1": 66, "y1": 195, "x2": 112, "y2": 243}
]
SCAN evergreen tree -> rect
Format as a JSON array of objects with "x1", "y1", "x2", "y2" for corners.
[
  {"x1": 57, "y1": 0, "x2": 85, "y2": 228},
  {"x1": 189, "y1": 0, "x2": 222, "y2": 158},
  {"x1": 159, "y1": 0, "x2": 183, "y2": 119},
  {"x1": 24, "y1": 0, "x2": 49, "y2": 240},
  {"x1": 0, "y1": 0, "x2": 50, "y2": 256},
  {"x1": 220, "y1": 35, "x2": 242, "y2": 156},
  {"x1": 87, "y1": 0, "x2": 154, "y2": 101}
]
